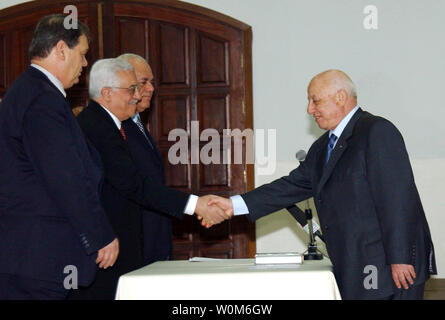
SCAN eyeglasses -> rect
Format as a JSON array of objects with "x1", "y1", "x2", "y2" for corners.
[{"x1": 108, "y1": 84, "x2": 140, "y2": 95}]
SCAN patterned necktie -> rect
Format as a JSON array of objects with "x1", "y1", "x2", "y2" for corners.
[
  {"x1": 325, "y1": 134, "x2": 338, "y2": 164},
  {"x1": 135, "y1": 114, "x2": 153, "y2": 149},
  {"x1": 120, "y1": 126, "x2": 127, "y2": 141}
]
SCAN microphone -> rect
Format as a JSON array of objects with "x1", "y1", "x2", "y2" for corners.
[
  {"x1": 286, "y1": 204, "x2": 325, "y2": 243},
  {"x1": 295, "y1": 149, "x2": 307, "y2": 162}
]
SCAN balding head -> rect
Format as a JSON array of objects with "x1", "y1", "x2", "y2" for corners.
[
  {"x1": 309, "y1": 70, "x2": 357, "y2": 100},
  {"x1": 307, "y1": 70, "x2": 358, "y2": 130},
  {"x1": 118, "y1": 53, "x2": 154, "y2": 112}
]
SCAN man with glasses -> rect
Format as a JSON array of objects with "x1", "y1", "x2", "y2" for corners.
[{"x1": 71, "y1": 58, "x2": 230, "y2": 299}]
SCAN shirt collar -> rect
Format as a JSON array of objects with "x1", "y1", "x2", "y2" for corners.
[
  {"x1": 330, "y1": 105, "x2": 359, "y2": 138},
  {"x1": 31, "y1": 64, "x2": 66, "y2": 97},
  {"x1": 132, "y1": 113, "x2": 140, "y2": 124},
  {"x1": 98, "y1": 103, "x2": 122, "y2": 129}
]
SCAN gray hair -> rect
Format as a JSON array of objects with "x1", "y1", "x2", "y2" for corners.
[
  {"x1": 314, "y1": 69, "x2": 357, "y2": 100},
  {"x1": 333, "y1": 73, "x2": 357, "y2": 100},
  {"x1": 117, "y1": 53, "x2": 147, "y2": 64},
  {"x1": 89, "y1": 58, "x2": 134, "y2": 100}
]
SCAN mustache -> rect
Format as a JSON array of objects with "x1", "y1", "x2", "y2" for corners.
[{"x1": 129, "y1": 98, "x2": 141, "y2": 105}]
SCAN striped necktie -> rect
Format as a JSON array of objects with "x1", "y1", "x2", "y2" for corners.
[
  {"x1": 134, "y1": 114, "x2": 153, "y2": 149},
  {"x1": 325, "y1": 134, "x2": 338, "y2": 164}
]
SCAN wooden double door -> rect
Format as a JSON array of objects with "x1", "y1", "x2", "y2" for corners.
[{"x1": 0, "y1": 0, "x2": 255, "y2": 259}]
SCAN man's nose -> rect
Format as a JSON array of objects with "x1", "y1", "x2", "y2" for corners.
[
  {"x1": 143, "y1": 82, "x2": 154, "y2": 95},
  {"x1": 134, "y1": 87, "x2": 142, "y2": 100},
  {"x1": 307, "y1": 101, "x2": 314, "y2": 115}
]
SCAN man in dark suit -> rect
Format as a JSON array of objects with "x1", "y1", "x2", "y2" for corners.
[
  {"x1": 208, "y1": 70, "x2": 437, "y2": 300},
  {"x1": 118, "y1": 53, "x2": 174, "y2": 265},
  {"x1": 72, "y1": 58, "x2": 230, "y2": 299},
  {"x1": 0, "y1": 15, "x2": 118, "y2": 300}
]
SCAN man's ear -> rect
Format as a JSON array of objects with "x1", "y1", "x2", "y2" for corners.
[
  {"x1": 335, "y1": 89, "x2": 347, "y2": 106},
  {"x1": 53, "y1": 40, "x2": 68, "y2": 61},
  {"x1": 101, "y1": 87, "x2": 112, "y2": 102}
]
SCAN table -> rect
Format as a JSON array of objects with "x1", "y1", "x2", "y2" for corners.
[{"x1": 115, "y1": 258, "x2": 341, "y2": 300}]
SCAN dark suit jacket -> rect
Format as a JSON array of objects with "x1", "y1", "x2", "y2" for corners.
[
  {"x1": 75, "y1": 101, "x2": 189, "y2": 297},
  {"x1": 0, "y1": 67, "x2": 115, "y2": 287},
  {"x1": 122, "y1": 118, "x2": 175, "y2": 265},
  {"x1": 242, "y1": 108, "x2": 437, "y2": 299}
]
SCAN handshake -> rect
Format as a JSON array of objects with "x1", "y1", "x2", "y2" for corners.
[{"x1": 194, "y1": 195, "x2": 234, "y2": 228}]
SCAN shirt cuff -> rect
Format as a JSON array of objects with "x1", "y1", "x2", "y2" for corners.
[
  {"x1": 184, "y1": 195, "x2": 198, "y2": 215},
  {"x1": 230, "y1": 195, "x2": 250, "y2": 216}
]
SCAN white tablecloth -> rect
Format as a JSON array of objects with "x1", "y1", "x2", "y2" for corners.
[{"x1": 115, "y1": 258, "x2": 341, "y2": 300}]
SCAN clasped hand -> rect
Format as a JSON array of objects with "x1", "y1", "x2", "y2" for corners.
[{"x1": 195, "y1": 195, "x2": 234, "y2": 228}]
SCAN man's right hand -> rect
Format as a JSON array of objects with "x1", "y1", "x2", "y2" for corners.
[
  {"x1": 96, "y1": 238, "x2": 119, "y2": 269},
  {"x1": 208, "y1": 196, "x2": 233, "y2": 215},
  {"x1": 195, "y1": 195, "x2": 233, "y2": 228}
]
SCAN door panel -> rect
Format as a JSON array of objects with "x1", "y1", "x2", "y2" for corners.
[
  {"x1": 116, "y1": 18, "x2": 147, "y2": 58},
  {"x1": 158, "y1": 22, "x2": 189, "y2": 86}
]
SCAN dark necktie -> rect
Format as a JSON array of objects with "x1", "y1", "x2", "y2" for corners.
[
  {"x1": 120, "y1": 126, "x2": 127, "y2": 141},
  {"x1": 134, "y1": 114, "x2": 153, "y2": 149},
  {"x1": 325, "y1": 134, "x2": 338, "y2": 164}
]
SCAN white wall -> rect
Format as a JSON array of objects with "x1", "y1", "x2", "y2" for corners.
[{"x1": 1, "y1": 0, "x2": 443, "y2": 277}]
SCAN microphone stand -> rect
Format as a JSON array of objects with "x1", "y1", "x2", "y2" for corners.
[
  {"x1": 295, "y1": 150, "x2": 323, "y2": 260},
  {"x1": 303, "y1": 204, "x2": 323, "y2": 260}
]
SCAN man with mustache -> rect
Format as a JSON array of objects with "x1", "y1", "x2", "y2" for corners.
[
  {"x1": 208, "y1": 70, "x2": 437, "y2": 300},
  {"x1": 0, "y1": 15, "x2": 118, "y2": 299},
  {"x1": 71, "y1": 58, "x2": 230, "y2": 299}
]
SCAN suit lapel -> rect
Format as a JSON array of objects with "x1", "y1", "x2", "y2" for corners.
[
  {"x1": 142, "y1": 126, "x2": 164, "y2": 164},
  {"x1": 146, "y1": 131, "x2": 163, "y2": 163},
  {"x1": 316, "y1": 108, "x2": 364, "y2": 194},
  {"x1": 314, "y1": 133, "x2": 329, "y2": 186},
  {"x1": 88, "y1": 100, "x2": 122, "y2": 134},
  {"x1": 28, "y1": 67, "x2": 67, "y2": 101},
  {"x1": 126, "y1": 120, "x2": 150, "y2": 147},
  {"x1": 125, "y1": 119, "x2": 163, "y2": 165}
]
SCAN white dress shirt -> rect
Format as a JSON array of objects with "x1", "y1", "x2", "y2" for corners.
[{"x1": 329, "y1": 105, "x2": 359, "y2": 147}]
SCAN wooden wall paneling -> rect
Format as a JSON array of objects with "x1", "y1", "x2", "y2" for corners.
[
  {"x1": 158, "y1": 22, "x2": 189, "y2": 87},
  {"x1": 157, "y1": 94, "x2": 191, "y2": 193},
  {"x1": 101, "y1": 0, "x2": 116, "y2": 58},
  {"x1": 196, "y1": 31, "x2": 229, "y2": 86},
  {"x1": 115, "y1": 17, "x2": 147, "y2": 58},
  {"x1": 0, "y1": 0, "x2": 255, "y2": 259}
]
